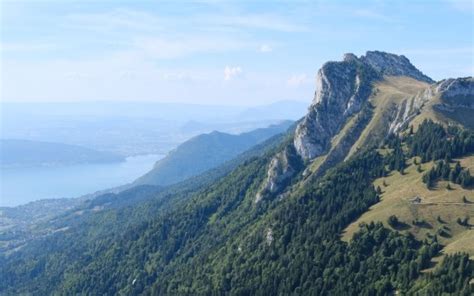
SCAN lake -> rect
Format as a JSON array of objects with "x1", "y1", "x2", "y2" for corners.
[{"x1": 0, "y1": 154, "x2": 164, "y2": 207}]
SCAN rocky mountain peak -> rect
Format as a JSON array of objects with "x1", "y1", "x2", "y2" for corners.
[
  {"x1": 360, "y1": 50, "x2": 434, "y2": 83},
  {"x1": 257, "y1": 51, "x2": 440, "y2": 202},
  {"x1": 343, "y1": 53, "x2": 358, "y2": 62},
  {"x1": 293, "y1": 55, "x2": 378, "y2": 160},
  {"x1": 295, "y1": 51, "x2": 434, "y2": 161}
]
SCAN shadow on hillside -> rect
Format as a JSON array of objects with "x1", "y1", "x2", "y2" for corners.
[
  {"x1": 391, "y1": 221, "x2": 411, "y2": 231},
  {"x1": 413, "y1": 220, "x2": 433, "y2": 229}
]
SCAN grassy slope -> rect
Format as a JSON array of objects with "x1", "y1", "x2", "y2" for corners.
[
  {"x1": 347, "y1": 76, "x2": 429, "y2": 159},
  {"x1": 342, "y1": 155, "x2": 474, "y2": 257}
]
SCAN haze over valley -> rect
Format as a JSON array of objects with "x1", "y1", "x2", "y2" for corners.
[{"x1": 1, "y1": 101, "x2": 302, "y2": 206}]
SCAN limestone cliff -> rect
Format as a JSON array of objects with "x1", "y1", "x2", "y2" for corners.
[
  {"x1": 294, "y1": 55, "x2": 378, "y2": 161},
  {"x1": 257, "y1": 51, "x2": 437, "y2": 202},
  {"x1": 435, "y1": 77, "x2": 474, "y2": 109},
  {"x1": 293, "y1": 51, "x2": 432, "y2": 162},
  {"x1": 255, "y1": 143, "x2": 302, "y2": 203},
  {"x1": 360, "y1": 51, "x2": 434, "y2": 84}
]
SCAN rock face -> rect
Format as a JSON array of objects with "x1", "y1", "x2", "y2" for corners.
[
  {"x1": 360, "y1": 51, "x2": 434, "y2": 84},
  {"x1": 295, "y1": 51, "x2": 433, "y2": 161},
  {"x1": 294, "y1": 54, "x2": 381, "y2": 161},
  {"x1": 255, "y1": 144, "x2": 302, "y2": 203},
  {"x1": 388, "y1": 77, "x2": 474, "y2": 134},
  {"x1": 257, "y1": 51, "x2": 436, "y2": 202},
  {"x1": 294, "y1": 59, "x2": 374, "y2": 160},
  {"x1": 388, "y1": 88, "x2": 432, "y2": 134},
  {"x1": 436, "y1": 77, "x2": 474, "y2": 108}
]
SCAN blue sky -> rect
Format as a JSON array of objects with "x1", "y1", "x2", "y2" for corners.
[{"x1": 1, "y1": 0, "x2": 473, "y2": 105}]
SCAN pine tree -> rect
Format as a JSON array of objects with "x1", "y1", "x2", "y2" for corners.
[
  {"x1": 388, "y1": 215, "x2": 399, "y2": 228},
  {"x1": 376, "y1": 186, "x2": 382, "y2": 195},
  {"x1": 448, "y1": 170, "x2": 456, "y2": 183},
  {"x1": 459, "y1": 170, "x2": 472, "y2": 188}
]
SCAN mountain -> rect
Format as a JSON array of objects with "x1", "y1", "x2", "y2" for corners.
[
  {"x1": 0, "y1": 139, "x2": 124, "y2": 168},
  {"x1": 133, "y1": 121, "x2": 292, "y2": 186},
  {"x1": 1, "y1": 51, "x2": 473, "y2": 295}
]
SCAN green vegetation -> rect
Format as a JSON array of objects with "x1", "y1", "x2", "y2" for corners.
[
  {"x1": 134, "y1": 121, "x2": 292, "y2": 186},
  {"x1": 1, "y1": 106, "x2": 473, "y2": 294},
  {"x1": 408, "y1": 120, "x2": 474, "y2": 162},
  {"x1": 422, "y1": 160, "x2": 473, "y2": 189},
  {"x1": 409, "y1": 254, "x2": 473, "y2": 295},
  {"x1": 388, "y1": 214, "x2": 400, "y2": 228},
  {"x1": 344, "y1": 120, "x2": 474, "y2": 262}
]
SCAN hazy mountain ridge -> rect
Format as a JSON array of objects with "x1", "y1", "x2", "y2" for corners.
[
  {"x1": 0, "y1": 139, "x2": 124, "y2": 168},
  {"x1": 0, "y1": 127, "x2": 290, "y2": 254},
  {"x1": 2, "y1": 101, "x2": 306, "y2": 156},
  {"x1": 134, "y1": 121, "x2": 292, "y2": 186}
]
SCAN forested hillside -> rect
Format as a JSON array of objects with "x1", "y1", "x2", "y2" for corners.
[
  {"x1": 134, "y1": 121, "x2": 292, "y2": 186},
  {"x1": 1, "y1": 121, "x2": 472, "y2": 295}
]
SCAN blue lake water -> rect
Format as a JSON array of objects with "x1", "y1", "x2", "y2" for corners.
[{"x1": 0, "y1": 154, "x2": 164, "y2": 207}]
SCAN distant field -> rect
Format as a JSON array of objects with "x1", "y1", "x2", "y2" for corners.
[{"x1": 343, "y1": 155, "x2": 474, "y2": 257}]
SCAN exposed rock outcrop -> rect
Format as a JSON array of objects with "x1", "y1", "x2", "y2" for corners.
[
  {"x1": 294, "y1": 54, "x2": 380, "y2": 161},
  {"x1": 388, "y1": 88, "x2": 432, "y2": 134},
  {"x1": 258, "y1": 51, "x2": 436, "y2": 202},
  {"x1": 387, "y1": 77, "x2": 474, "y2": 133},
  {"x1": 436, "y1": 77, "x2": 474, "y2": 109},
  {"x1": 360, "y1": 51, "x2": 434, "y2": 84},
  {"x1": 255, "y1": 144, "x2": 302, "y2": 203},
  {"x1": 312, "y1": 104, "x2": 374, "y2": 179},
  {"x1": 295, "y1": 51, "x2": 433, "y2": 161}
]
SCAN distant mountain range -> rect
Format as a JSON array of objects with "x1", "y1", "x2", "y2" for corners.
[
  {"x1": 238, "y1": 100, "x2": 309, "y2": 121},
  {"x1": 134, "y1": 120, "x2": 293, "y2": 186},
  {"x1": 0, "y1": 139, "x2": 124, "y2": 168},
  {"x1": 1, "y1": 100, "x2": 307, "y2": 156}
]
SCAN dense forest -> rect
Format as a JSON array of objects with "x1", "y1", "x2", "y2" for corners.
[{"x1": 1, "y1": 120, "x2": 473, "y2": 295}]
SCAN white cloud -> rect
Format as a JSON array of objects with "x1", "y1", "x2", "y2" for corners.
[
  {"x1": 224, "y1": 66, "x2": 242, "y2": 80},
  {"x1": 287, "y1": 74, "x2": 309, "y2": 87},
  {"x1": 259, "y1": 44, "x2": 272, "y2": 53}
]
